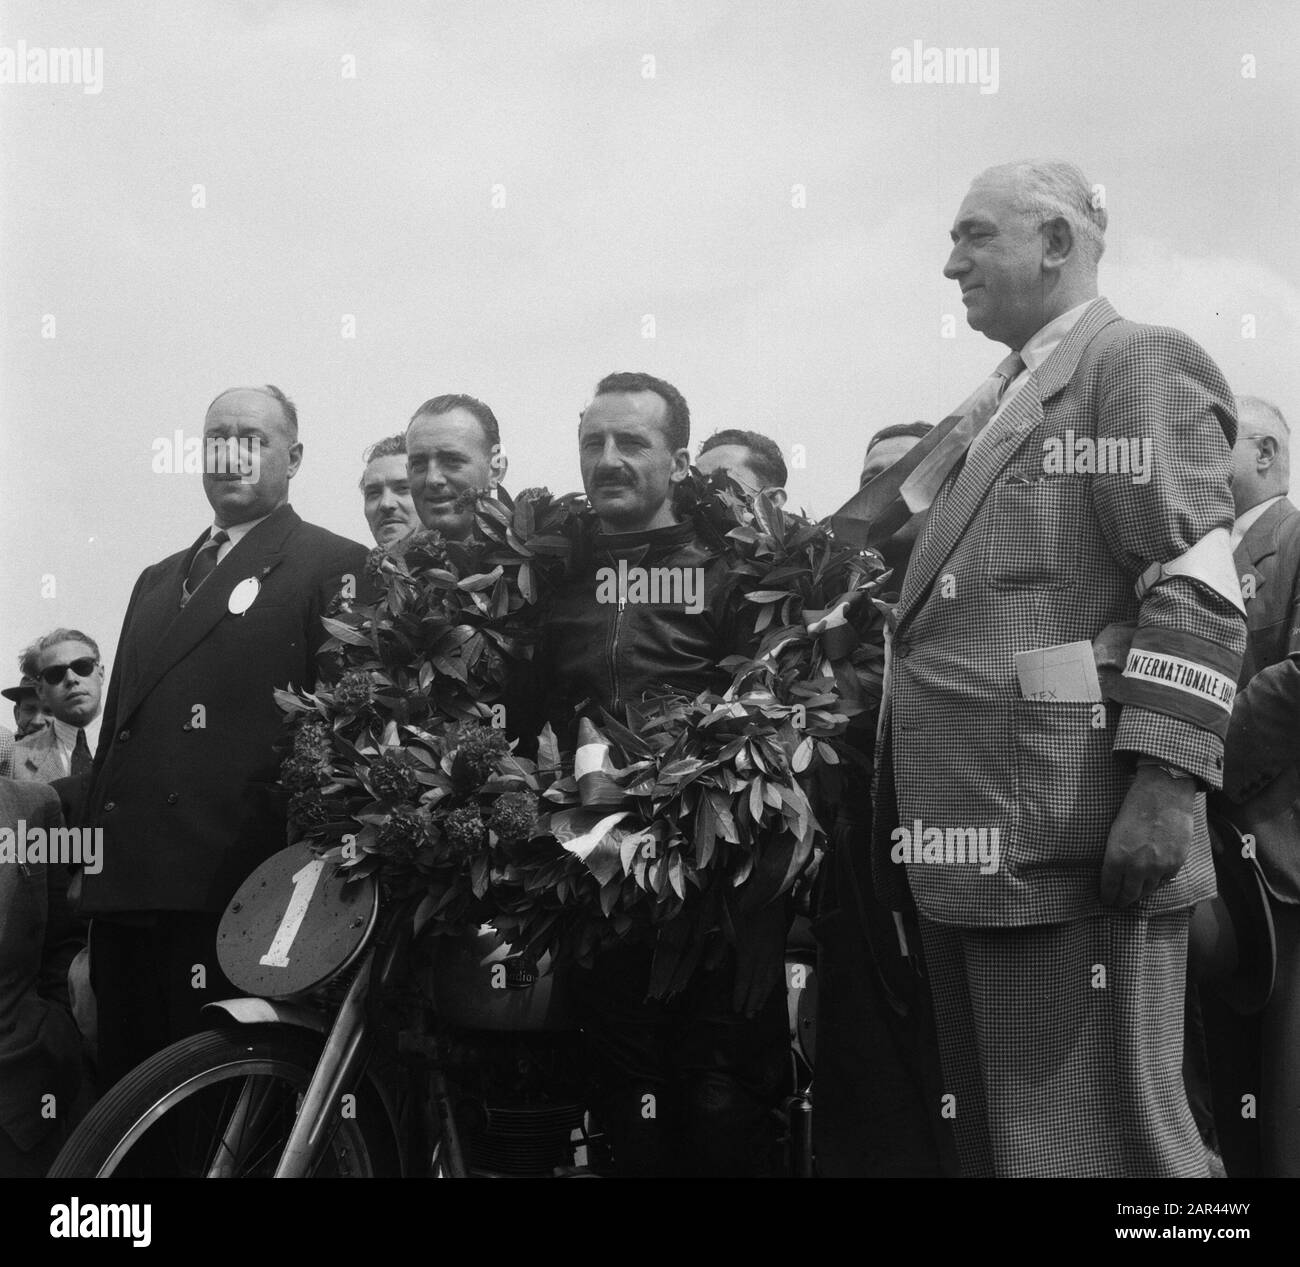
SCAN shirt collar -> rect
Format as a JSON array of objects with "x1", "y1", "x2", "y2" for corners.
[
  {"x1": 49, "y1": 715, "x2": 81, "y2": 750},
  {"x1": 1018, "y1": 298, "x2": 1100, "y2": 373},
  {"x1": 210, "y1": 511, "x2": 274, "y2": 549},
  {"x1": 1232, "y1": 494, "x2": 1285, "y2": 547}
]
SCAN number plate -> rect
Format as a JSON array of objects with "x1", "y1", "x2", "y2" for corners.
[{"x1": 217, "y1": 844, "x2": 377, "y2": 999}]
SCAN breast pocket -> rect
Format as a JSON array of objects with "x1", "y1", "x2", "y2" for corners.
[{"x1": 981, "y1": 474, "x2": 1088, "y2": 591}]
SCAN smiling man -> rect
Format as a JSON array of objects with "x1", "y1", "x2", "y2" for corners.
[
  {"x1": 871, "y1": 161, "x2": 1245, "y2": 1177},
  {"x1": 359, "y1": 433, "x2": 420, "y2": 547},
  {"x1": 80, "y1": 384, "x2": 367, "y2": 1086},
  {"x1": 406, "y1": 394, "x2": 509, "y2": 539}
]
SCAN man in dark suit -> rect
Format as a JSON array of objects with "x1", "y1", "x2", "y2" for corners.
[
  {"x1": 80, "y1": 384, "x2": 367, "y2": 1086},
  {"x1": 859, "y1": 424, "x2": 934, "y2": 584},
  {"x1": 872, "y1": 161, "x2": 1245, "y2": 1175},
  {"x1": 1203, "y1": 394, "x2": 1300, "y2": 1176},
  {"x1": 0, "y1": 778, "x2": 86, "y2": 1176},
  {"x1": 814, "y1": 420, "x2": 956, "y2": 1177}
]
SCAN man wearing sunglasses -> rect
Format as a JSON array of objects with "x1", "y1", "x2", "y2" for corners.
[{"x1": 13, "y1": 631, "x2": 104, "y2": 784}]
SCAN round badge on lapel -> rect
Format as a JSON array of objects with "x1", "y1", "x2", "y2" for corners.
[{"x1": 228, "y1": 576, "x2": 261, "y2": 615}]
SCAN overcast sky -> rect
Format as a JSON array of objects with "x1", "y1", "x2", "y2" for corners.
[{"x1": 2, "y1": 0, "x2": 1297, "y2": 677}]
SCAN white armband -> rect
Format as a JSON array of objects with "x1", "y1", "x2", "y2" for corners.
[{"x1": 1135, "y1": 527, "x2": 1244, "y2": 615}]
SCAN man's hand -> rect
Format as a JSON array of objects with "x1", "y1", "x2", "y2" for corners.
[{"x1": 1099, "y1": 765, "x2": 1196, "y2": 907}]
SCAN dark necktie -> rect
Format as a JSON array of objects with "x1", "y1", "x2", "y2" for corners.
[
  {"x1": 72, "y1": 727, "x2": 92, "y2": 777},
  {"x1": 182, "y1": 529, "x2": 229, "y2": 606},
  {"x1": 827, "y1": 350, "x2": 1026, "y2": 547}
]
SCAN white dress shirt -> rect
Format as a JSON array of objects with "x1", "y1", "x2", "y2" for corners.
[
  {"x1": 969, "y1": 297, "x2": 1100, "y2": 457},
  {"x1": 46, "y1": 715, "x2": 101, "y2": 777},
  {"x1": 1232, "y1": 494, "x2": 1284, "y2": 550},
  {"x1": 206, "y1": 511, "x2": 274, "y2": 563}
]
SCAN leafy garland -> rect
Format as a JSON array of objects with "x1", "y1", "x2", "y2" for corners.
[{"x1": 276, "y1": 475, "x2": 889, "y2": 996}]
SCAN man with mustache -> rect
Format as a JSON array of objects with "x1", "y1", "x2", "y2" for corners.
[
  {"x1": 80, "y1": 385, "x2": 367, "y2": 1086},
  {"x1": 530, "y1": 371, "x2": 788, "y2": 1178},
  {"x1": 359, "y1": 433, "x2": 420, "y2": 547}
]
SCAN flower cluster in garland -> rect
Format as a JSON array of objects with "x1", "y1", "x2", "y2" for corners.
[
  {"x1": 276, "y1": 475, "x2": 890, "y2": 991},
  {"x1": 274, "y1": 491, "x2": 577, "y2": 929},
  {"x1": 492, "y1": 476, "x2": 892, "y2": 993}
]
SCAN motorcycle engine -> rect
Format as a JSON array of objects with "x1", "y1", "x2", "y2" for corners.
[{"x1": 438, "y1": 1029, "x2": 593, "y2": 1177}]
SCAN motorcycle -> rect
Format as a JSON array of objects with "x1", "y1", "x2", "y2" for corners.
[{"x1": 50, "y1": 842, "x2": 817, "y2": 1178}]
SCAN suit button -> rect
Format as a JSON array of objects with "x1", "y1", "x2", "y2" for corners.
[
  {"x1": 118, "y1": 728, "x2": 130, "y2": 742},
  {"x1": 182, "y1": 723, "x2": 192, "y2": 732},
  {"x1": 166, "y1": 792, "x2": 179, "y2": 805},
  {"x1": 104, "y1": 801, "x2": 116, "y2": 812},
  {"x1": 894, "y1": 641, "x2": 911, "y2": 659}
]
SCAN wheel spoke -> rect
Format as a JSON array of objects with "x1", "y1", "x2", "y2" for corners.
[
  {"x1": 55, "y1": 1031, "x2": 391, "y2": 1179},
  {"x1": 206, "y1": 1076, "x2": 282, "y2": 1177}
]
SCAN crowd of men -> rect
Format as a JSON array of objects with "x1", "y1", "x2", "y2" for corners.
[{"x1": 2, "y1": 158, "x2": 1297, "y2": 1179}]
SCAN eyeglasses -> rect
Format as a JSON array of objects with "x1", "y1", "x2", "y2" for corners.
[{"x1": 38, "y1": 657, "x2": 99, "y2": 686}]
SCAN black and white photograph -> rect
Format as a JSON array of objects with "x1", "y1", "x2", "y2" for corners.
[{"x1": 1, "y1": 0, "x2": 1296, "y2": 1241}]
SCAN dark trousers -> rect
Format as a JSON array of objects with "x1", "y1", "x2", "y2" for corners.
[
  {"x1": 0, "y1": 1123, "x2": 66, "y2": 1179},
  {"x1": 812, "y1": 820, "x2": 956, "y2": 1176},
  {"x1": 89, "y1": 913, "x2": 235, "y2": 1090},
  {"x1": 1201, "y1": 896, "x2": 1300, "y2": 1176},
  {"x1": 571, "y1": 939, "x2": 789, "y2": 1177}
]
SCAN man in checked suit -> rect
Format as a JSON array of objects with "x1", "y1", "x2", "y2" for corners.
[
  {"x1": 871, "y1": 161, "x2": 1246, "y2": 1176},
  {"x1": 80, "y1": 385, "x2": 366, "y2": 1086}
]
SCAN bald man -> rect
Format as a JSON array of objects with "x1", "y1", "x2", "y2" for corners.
[
  {"x1": 80, "y1": 385, "x2": 367, "y2": 1085},
  {"x1": 1202, "y1": 395, "x2": 1300, "y2": 1176}
]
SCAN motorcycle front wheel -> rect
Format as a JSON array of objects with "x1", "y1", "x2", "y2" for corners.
[{"x1": 48, "y1": 1024, "x2": 400, "y2": 1178}]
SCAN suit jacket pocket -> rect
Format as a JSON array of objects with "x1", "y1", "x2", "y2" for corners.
[
  {"x1": 982, "y1": 475, "x2": 1087, "y2": 591},
  {"x1": 1010, "y1": 698, "x2": 1123, "y2": 877}
]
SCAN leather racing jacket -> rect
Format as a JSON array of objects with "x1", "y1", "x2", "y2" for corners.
[{"x1": 531, "y1": 515, "x2": 749, "y2": 752}]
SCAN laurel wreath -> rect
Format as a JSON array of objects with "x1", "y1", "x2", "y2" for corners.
[{"x1": 275, "y1": 475, "x2": 888, "y2": 995}]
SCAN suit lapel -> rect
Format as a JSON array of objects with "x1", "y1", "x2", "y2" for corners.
[
  {"x1": 897, "y1": 381, "x2": 1043, "y2": 626},
  {"x1": 1237, "y1": 498, "x2": 1292, "y2": 570},
  {"x1": 19, "y1": 727, "x2": 61, "y2": 780},
  {"x1": 126, "y1": 532, "x2": 207, "y2": 674},
  {"x1": 1234, "y1": 498, "x2": 1294, "y2": 608},
  {"x1": 896, "y1": 298, "x2": 1124, "y2": 633},
  {"x1": 120, "y1": 505, "x2": 299, "y2": 722}
]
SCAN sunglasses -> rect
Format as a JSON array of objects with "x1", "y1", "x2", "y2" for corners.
[{"x1": 39, "y1": 657, "x2": 99, "y2": 686}]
